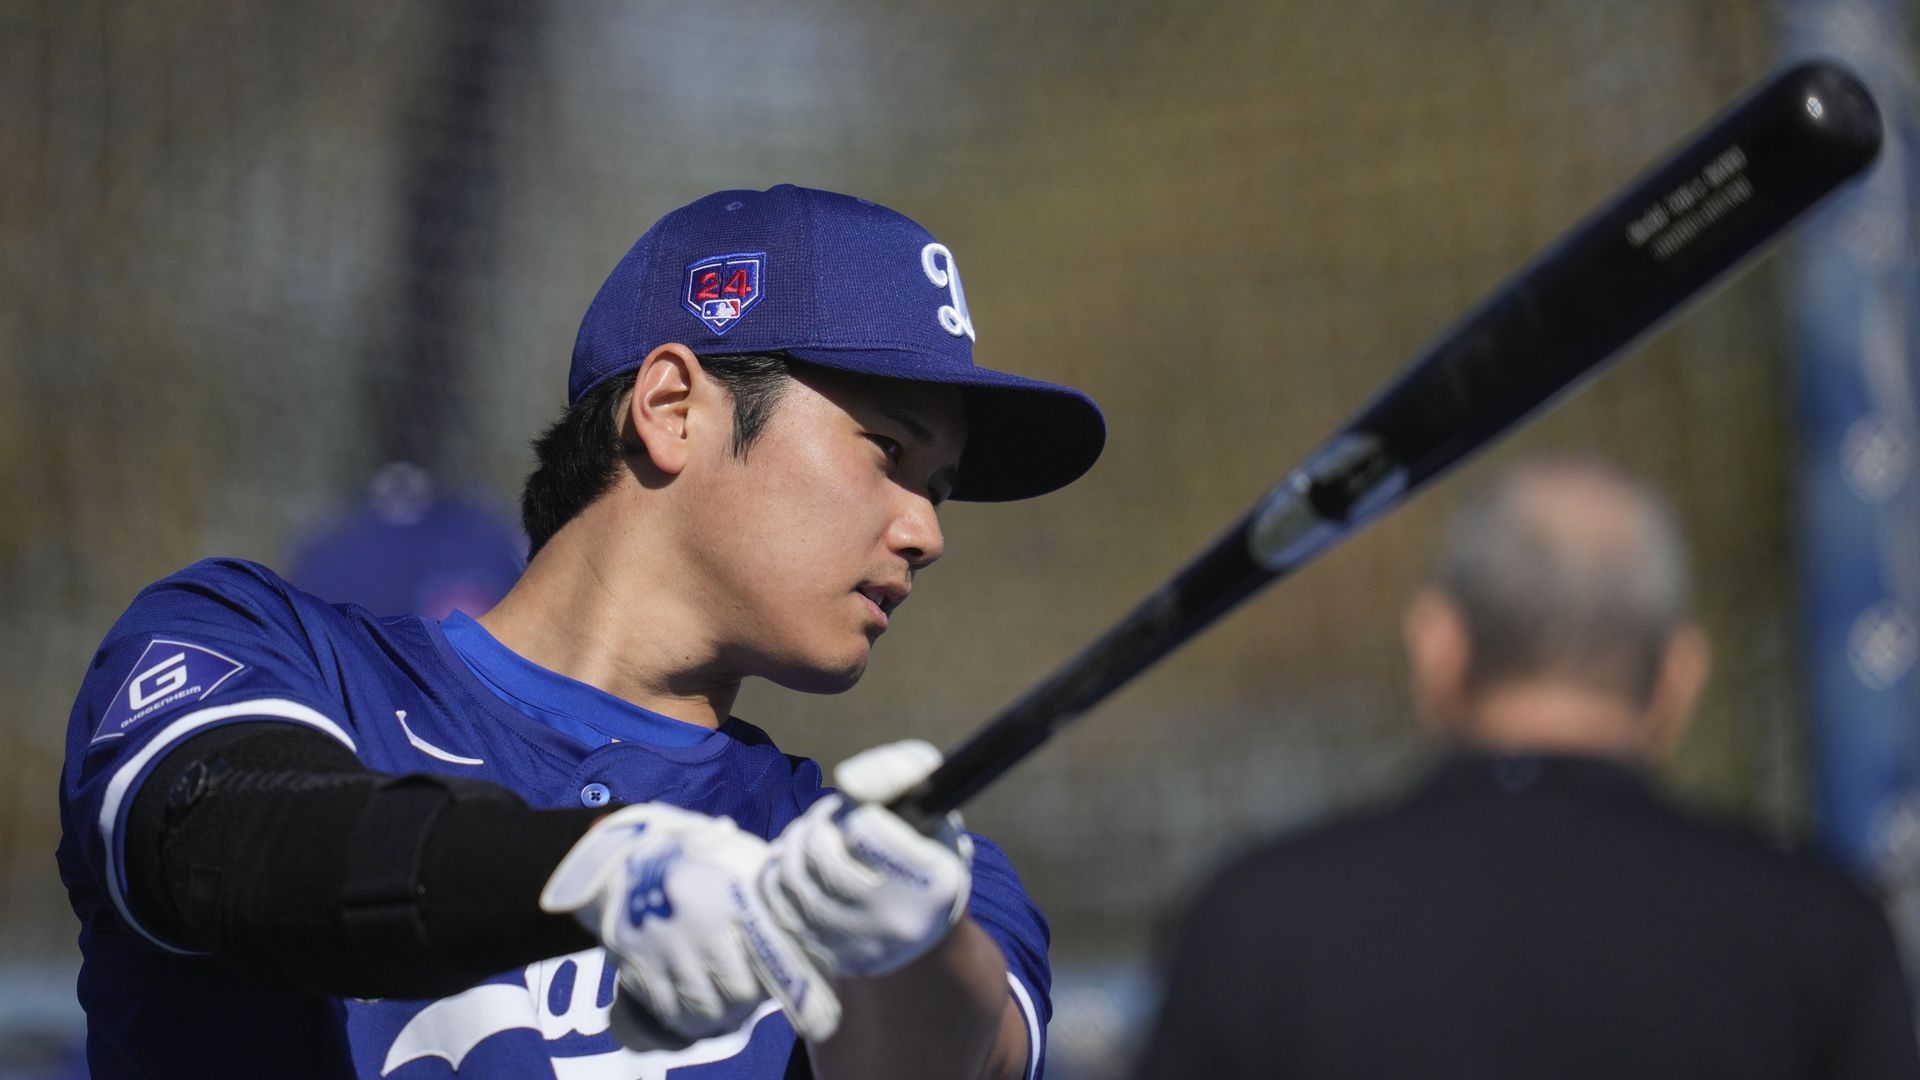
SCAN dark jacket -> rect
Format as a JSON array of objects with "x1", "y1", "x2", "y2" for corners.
[{"x1": 1136, "y1": 752, "x2": 1920, "y2": 1079}]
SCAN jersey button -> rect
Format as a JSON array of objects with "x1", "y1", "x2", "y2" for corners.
[{"x1": 580, "y1": 783, "x2": 612, "y2": 808}]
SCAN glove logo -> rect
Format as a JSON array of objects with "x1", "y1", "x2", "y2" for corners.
[
  {"x1": 683, "y1": 253, "x2": 765, "y2": 335},
  {"x1": 730, "y1": 881, "x2": 808, "y2": 1012},
  {"x1": 847, "y1": 833, "x2": 932, "y2": 888},
  {"x1": 91, "y1": 638, "x2": 246, "y2": 743},
  {"x1": 625, "y1": 847, "x2": 678, "y2": 928}
]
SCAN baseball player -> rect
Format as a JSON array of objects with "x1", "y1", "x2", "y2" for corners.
[{"x1": 56, "y1": 185, "x2": 1106, "y2": 1079}]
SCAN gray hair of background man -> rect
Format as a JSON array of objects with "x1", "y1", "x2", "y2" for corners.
[{"x1": 1436, "y1": 459, "x2": 1694, "y2": 707}]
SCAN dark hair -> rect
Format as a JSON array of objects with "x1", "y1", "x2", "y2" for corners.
[{"x1": 520, "y1": 353, "x2": 794, "y2": 556}]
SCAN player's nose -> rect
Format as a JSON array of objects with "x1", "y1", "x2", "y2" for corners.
[{"x1": 889, "y1": 492, "x2": 945, "y2": 572}]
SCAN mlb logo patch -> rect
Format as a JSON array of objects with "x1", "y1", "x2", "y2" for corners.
[
  {"x1": 682, "y1": 252, "x2": 765, "y2": 335},
  {"x1": 92, "y1": 638, "x2": 247, "y2": 743}
]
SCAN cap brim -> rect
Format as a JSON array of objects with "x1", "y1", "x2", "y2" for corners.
[{"x1": 779, "y1": 347, "x2": 1106, "y2": 502}]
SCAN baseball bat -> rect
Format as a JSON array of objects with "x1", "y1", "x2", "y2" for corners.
[{"x1": 892, "y1": 59, "x2": 1882, "y2": 826}]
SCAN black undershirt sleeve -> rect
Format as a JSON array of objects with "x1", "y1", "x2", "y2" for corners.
[{"x1": 124, "y1": 721, "x2": 604, "y2": 999}]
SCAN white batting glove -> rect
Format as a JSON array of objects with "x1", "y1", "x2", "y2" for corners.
[
  {"x1": 761, "y1": 740, "x2": 974, "y2": 979},
  {"x1": 539, "y1": 803, "x2": 842, "y2": 1049}
]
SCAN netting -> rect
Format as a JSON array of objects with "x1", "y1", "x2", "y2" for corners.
[{"x1": 0, "y1": 0, "x2": 1832, "y2": 1071}]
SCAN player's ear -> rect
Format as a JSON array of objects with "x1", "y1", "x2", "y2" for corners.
[
  {"x1": 627, "y1": 344, "x2": 704, "y2": 476},
  {"x1": 1404, "y1": 588, "x2": 1472, "y2": 736},
  {"x1": 1646, "y1": 621, "x2": 1710, "y2": 759}
]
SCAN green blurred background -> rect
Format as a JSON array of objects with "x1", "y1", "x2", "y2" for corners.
[{"x1": 0, "y1": 1, "x2": 1900, "y2": 1073}]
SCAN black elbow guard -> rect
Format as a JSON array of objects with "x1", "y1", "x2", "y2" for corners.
[
  {"x1": 134, "y1": 723, "x2": 597, "y2": 999},
  {"x1": 338, "y1": 770, "x2": 514, "y2": 991},
  {"x1": 339, "y1": 771, "x2": 600, "y2": 996}
]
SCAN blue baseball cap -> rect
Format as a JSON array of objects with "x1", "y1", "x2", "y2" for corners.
[{"x1": 569, "y1": 184, "x2": 1105, "y2": 501}]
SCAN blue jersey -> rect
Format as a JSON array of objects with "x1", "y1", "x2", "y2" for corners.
[{"x1": 57, "y1": 559, "x2": 1051, "y2": 1079}]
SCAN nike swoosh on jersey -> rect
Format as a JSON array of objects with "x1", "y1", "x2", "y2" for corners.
[{"x1": 395, "y1": 709, "x2": 485, "y2": 766}]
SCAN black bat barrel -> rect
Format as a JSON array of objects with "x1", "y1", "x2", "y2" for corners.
[
  {"x1": 892, "y1": 61, "x2": 1882, "y2": 825},
  {"x1": 1350, "y1": 60, "x2": 1881, "y2": 503}
]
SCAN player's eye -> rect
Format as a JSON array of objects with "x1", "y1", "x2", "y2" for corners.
[{"x1": 866, "y1": 434, "x2": 903, "y2": 465}]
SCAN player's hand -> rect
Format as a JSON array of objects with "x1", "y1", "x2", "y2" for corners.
[
  {"x1": 539, "y1": 803, "x2": 842, "y2": 1048},
  {"x1": 761, "y1": 740, "x2": 974, "y2": 980}
]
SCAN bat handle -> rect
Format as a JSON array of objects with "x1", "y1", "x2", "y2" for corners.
[{"x1": 889, "y1": 794, "x2": 939, "y2": 836}]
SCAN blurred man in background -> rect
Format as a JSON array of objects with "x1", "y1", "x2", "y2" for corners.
[{"x1": 1135, "y1": 459, "x2": 1920, "y2": 1079}]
